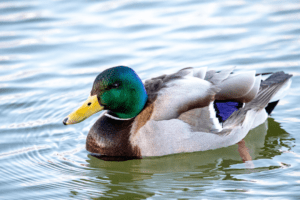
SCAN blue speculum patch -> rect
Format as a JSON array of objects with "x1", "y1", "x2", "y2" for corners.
[{"x1": 213, "y1": 101, "x2": 243, "y2": 123}]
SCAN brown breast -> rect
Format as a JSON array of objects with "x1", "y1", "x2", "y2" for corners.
[{"x1": 86, "y1": 112, "x2": 141, "y2": 157}]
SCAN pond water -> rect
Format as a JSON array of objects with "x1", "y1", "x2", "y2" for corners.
[{"x1": 0, "y1": 0, "x2": 300, "y2": 199}]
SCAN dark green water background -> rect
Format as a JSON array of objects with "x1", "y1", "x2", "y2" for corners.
[{"x1": 0, "y1": 0, "x2": 300, "y2": 199}]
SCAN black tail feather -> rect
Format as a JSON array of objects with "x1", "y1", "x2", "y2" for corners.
[{"x1": 265, "y1": 100, "x2": 279, "y2": 115}]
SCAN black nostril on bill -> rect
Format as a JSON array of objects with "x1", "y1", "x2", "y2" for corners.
[{"x1": 63, "y1": 117, "x2": 68, "y2": 125}]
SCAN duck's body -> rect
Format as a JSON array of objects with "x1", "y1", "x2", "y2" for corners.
[{"x1": 63, "y1": 66, "x2": 292, "y2": 158}]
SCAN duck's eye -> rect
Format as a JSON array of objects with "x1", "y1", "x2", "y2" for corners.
[
  {"x1": 111, "y1": 83, "x2": 120, "y2": 88},
  {"x1": 87, "y1": 102, "x2": 92, "y2": 106}
]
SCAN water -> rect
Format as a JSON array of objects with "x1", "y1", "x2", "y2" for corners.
[{"x1": 0, "y1": 0, "x2": 300, "y2": 199}]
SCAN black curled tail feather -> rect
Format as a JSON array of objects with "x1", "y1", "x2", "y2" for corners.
[{"x1": 265, "y1": 100, "x2": 279, "y2": 115}]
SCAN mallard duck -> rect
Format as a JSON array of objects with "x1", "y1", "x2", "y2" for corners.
[{"x1": 63, "y1": 66, "x2": 292, "y2": 158}]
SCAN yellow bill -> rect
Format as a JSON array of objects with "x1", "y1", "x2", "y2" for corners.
[{"x1": 63, "y1": 95, "x2": 104, "y2": 125}]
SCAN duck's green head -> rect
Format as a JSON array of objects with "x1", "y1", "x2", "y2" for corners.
[{"x1": 63, "y1": 66, "x2": 148, "y2": 125}]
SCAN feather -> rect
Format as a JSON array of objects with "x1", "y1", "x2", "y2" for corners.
[
  {"x1": 215, "y1": 71, "x2": 256, "y2": 100},
  {"x1": 193, "y1": 67, "x2": 207, "y2": 79}
]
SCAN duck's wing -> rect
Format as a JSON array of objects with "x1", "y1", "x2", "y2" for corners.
[
  {"x1": 144, "y1": 67, "x2": 261, "y2": 121},
  {"x1": 178, "y1": 68, "x2": 264, "y2": 132}
]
